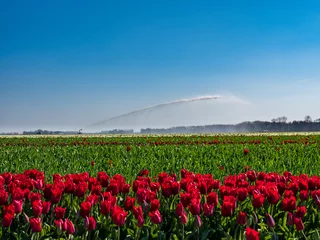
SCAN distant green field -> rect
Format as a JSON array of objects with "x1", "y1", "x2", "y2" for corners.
[{"x1": 1, "y1": 134, "x2": 319, "y2": 180}]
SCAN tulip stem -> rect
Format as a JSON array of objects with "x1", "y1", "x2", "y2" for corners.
[
  {"x1": 118, "y1": 226, "x2": 121, "y2": 240},
  {"x1": 197, "y1": 227, "x2": 200, "y2": 240},
  {"x1": 302, "y1": 231, "x2": 307, "y2": 240},
  {"x1": 136, "y1": 228, "x2": 141, "y2": 240},
  {"x1": 182, "y1": 224, "x2": 184, "y2": 240},
  {"x1": 234, "y1": 225, "x2": 239, "y2": 240}
]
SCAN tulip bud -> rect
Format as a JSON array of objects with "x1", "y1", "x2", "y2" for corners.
[
  {"x1": 287, "y1": 212, "x2": 294, "y2": 226},
  {"x1": 137, "y1": 215, "x2": 144, "y2": 228},
  {"x1": 23, "y1": 212, "x2": 29, "y2": 224},
  {"x1": 84, "y1": 216, "x2": 89, "y2": 230},
  {"x1": 180, "y1": 212, "x2": 188, "y2": 225},
  {"x1": 66, "y1": 219, "x2": 76, "y2": 234},
  {"x1": 55, "y1": 219, "x2": 63, "y2": 235},
  {"x1": 149, "y1": 210, "x2": 162, "y2": 224},
  {"x1": 142, "y1": 200, "x2": 150, "y2": 213},
  {"x1": 42, "y1": 201, "x2": 51, "y2": 214},
  {"x1": 252, "y1": 211, "x2": 259, "y2": 224},
  {"x1": 296, "y1": 206, "x2": 306, "y2": 219},
  {"x1": 294, "y1": 217, "x2": 304, "y2": 231},
  {"x1": 13, "y1": 200, "x2": 23, "y2": 214},
  {"x1": 266, "y1": 214, "x2": 275, "y2": 228},
  {"x1": 194, "y1": 215, "x2": 202, "y2": 228},
  {"x1": 176, "y1": 203, "x2": 184, "y2": 217},
  {"x1": 237, "y1": 212, "x2": 247, "y2": 225},
  {"x1": 203, "y1": 203, "x2": 214, "y2": 216}
]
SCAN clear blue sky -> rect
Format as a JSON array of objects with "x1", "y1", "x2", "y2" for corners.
[{"x1": 1, "y1": 0, "x2": 320, "y2": 132}]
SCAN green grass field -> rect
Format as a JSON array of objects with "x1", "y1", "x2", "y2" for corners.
[{"x1": 1, "y1": 134, "x2": 319, "y2": 180}]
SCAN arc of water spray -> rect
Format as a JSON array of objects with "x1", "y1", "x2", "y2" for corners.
[{"x1": 87, "y1": 95, "x2": 222, "y2": 128}]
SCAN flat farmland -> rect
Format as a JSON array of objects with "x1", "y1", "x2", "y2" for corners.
[
  {"x1": 1, "y1": 134, "x2": 320, "y2": 179},
  {"x1": 1, "y1": 134, "x2": 320, "y2": 239}
]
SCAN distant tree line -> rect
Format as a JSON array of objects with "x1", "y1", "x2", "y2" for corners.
[
  {"x1": 3, "y1": 115, "x2": 320, "y2": 135},
  {"x1": 100, "y1": 129, "x2": 134, "y2": 134},
  {"x1": 20, "y1": 129, "x2": 135, "y2": 135},
  {"x1": 141, "y1": 116, "x2": 320, "y2": 134},
  {"x1": 22, "y1": 129, "x2": 79, "y2": 135}
]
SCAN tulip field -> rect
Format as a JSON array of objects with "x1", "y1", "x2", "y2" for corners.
[{"x1": 1, "y1": 134, "x2": 320, "y2": 239}]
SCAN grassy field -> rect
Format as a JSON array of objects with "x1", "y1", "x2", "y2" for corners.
[
  {"x1": 1, "y1": 133, "x2": 320, "y2": 239},
  {"x1": 1, "y1": 134, "x2": 319, "y2": 180}
]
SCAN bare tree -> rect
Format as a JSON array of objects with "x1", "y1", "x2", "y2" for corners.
[
  {"x1": 271, "y1": 116, "x2": 287, "y2": 123},
  {"x1": 304, "y1": 115, "x2": 312, "y2": 123}
]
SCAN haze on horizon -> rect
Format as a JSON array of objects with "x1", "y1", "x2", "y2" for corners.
[{"x1": 1, "y1": 1, "x2": 320, "y2": 133}]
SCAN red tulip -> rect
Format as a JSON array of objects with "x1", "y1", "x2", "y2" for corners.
[
  {"x1": 266, "y1": 189, "x2": 280, "y2": 205},
  {"x1": 149, "y1": 210, "x2": 162, "y2": 224},
  {"x1": 189, "y1": 199, "x2": 201, "y2": 216},
  {"x1": 97, "y1": 172, "x2": 110, "y2": 188},
  {"x1": 65, "y1": 219, "x2": 75, "y2": 234},
  {"x1": 13, "y1": 200, "x2": 23, "y2": 214},
  {"x1": 180, "y1": 211, "x2": 188, "y2": 225},
  {"x1": 0, "y1": 190, "x2": 8, "y2": 205},
  {"x1": 30, "y1": 218, "x2": 42, "y2": 232},
  {"x1": 150, "y1": 199, "x2": 160, "y2": 212},
  {"x1": 135, "y1": 215, "x2": 143, "y2": 227},
  {"x1": 84, "y1": 216, "x2": 96, "y2": 230},
  {"x1": 2, "y1": 213, "x2": 14, "y2": 228},
  {"x1": 101, "y1": 200, "x2": 114, "y2": 215},
  {"x1": 237, "y1": 188, "x2": 248, "y2": 202},
  {"x1": 42, "y1": 201, "x2": 51, "y2": 214},
  {"x1": 3, "y1": 204, "x2": 15, "y2": 215},
  {"x1": 124, "y1": 196, "x2": 135, "y2": 211},
  {"x1": 237, "y1": 211, "x2": 246, "y2": 225},
  {"x1": 207, "y1": 192, "x2": 219, "y2": 206},
  {"x1": 221, "y1": 200, "x2": 234, "y2": 217},
  {"x1": 252, "y1": 193, "x2": 265, "y2": 208},
  {"x1": 176, "y1": 203, "x2": 185, "y2": 217},
  {"x1": 300, "y1": 190, "x2": 309, "y2": 201},
  {"x1": 203, "y1": 203, "x2": 214, "y2": 216},
  {"x1": 161, "y1": 182, "x2": 172, "y2": 198},
  {"x1": 266, "y1": 214, "x2": 275, "y2": 228},
  {"x1": 287, "y1": 212, "x2": 294, "y2": 225},
  {"x1": 138, "y1": 169, "x2": 149, "y2": 176},
  {"x1": 80, "y1": 201, "x2": 92, "y2": 217},
  {"x1": 194, "y1": 215, "x2": 202, "y2": 227},
  {"x1": 172, "y1": 181, "x2": 180, "y2": 195},
  {"x1": 50, "y1": 187, "x2": 63, "y2": 204},
  {"x1": 296, "y1": 206, "x2": 307, "y2": 218},
  {"x1": 75, "y1": 182, "x2": 88, "y2": 198},
  {"x1": 122, "y1": 184, "x2": 131, "y2": 193},
  {"x1": 245, "y1": 227, "x2": 259, "y2": 240},
  {"x1": 32, "y1": 200, "x2": 43, "y2": 217},
  {"x1": 54, "y1": 206, "x2": 66, "y2": 220},
  {"x1": 150, "y1": 182, "x2": 160, "y2": 192},
  {"x1": 55, "y1": 219, "x2": 65, "y2": 232},
  {"x1": 294, "y1": 217, "x2": 304, "y2": 231},
  {"x1": 111, "y1": 206, "x2": 128, "y2": 226},
  {"x1": 180, "y1": 193, "x2": 191, "y2": 207},
  {"x1": 282, "y1": 196, "x2": 296, "y2": 211}
]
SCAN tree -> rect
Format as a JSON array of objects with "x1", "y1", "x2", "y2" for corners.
[
  {"x1": 271, "y1": 116, "x2": 287, "y2": 123},
  {"x1": 279, "y1": 116, "x2": 287, "y2": 123},
  {"x1": 304, "y1": 115, "x2": 312, "y2": 123},
  {"x1": 315, "y1": 118, "x2": 320, "y2": 123}
]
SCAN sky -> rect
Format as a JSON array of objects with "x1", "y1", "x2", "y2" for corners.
[{"x1": 1, "y1": 0, "x2": 320, "y2": 132}]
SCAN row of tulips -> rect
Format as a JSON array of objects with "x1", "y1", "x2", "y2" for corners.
[
  {"x1": 1, "y1": 136, "x2": 317, "y2": 147},
  {"x1": 1, "y1": 168, "x2": 320, "y2": 239}
]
